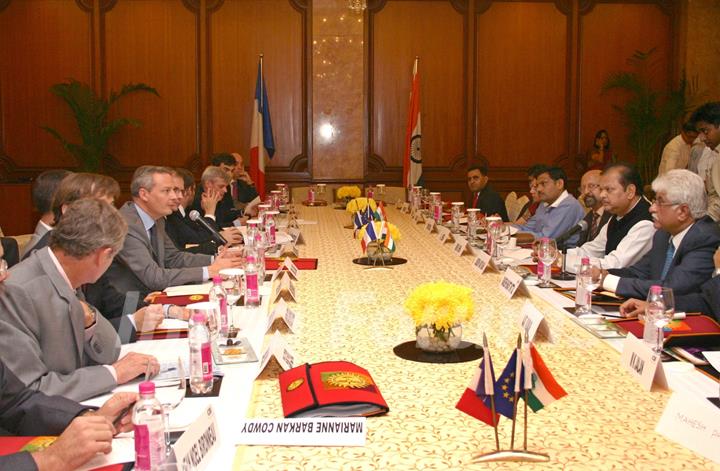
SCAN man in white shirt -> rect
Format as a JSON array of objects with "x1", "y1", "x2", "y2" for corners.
[
  {"x1": 690, "y1": 102, "x2": 720, "y2": 221},
  {"x1": 657, "y1": 122, "x2": 699, "y2": 175},
  {"x1": 566, "y1": 163, "x2": 654, "y2": 272}
]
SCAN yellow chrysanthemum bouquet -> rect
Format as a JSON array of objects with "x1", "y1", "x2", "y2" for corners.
[
  {"x1": 337, "y1": 186, "x2": 361, "y2": 201},
  {"x1": 345, "y1": 197, "x2": 377, "y2": 213},
  {"x1": 404, "y1": 281, "x2": 474, "y2": 352}
]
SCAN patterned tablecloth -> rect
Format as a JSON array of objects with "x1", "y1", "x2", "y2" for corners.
[{"x1": 234, "y1": 206, "x2": 716, "y2": 470}]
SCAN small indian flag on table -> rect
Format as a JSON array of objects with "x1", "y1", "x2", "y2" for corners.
[{"x1": 522, "y1": 344, "x2": 567, "y2": 412}]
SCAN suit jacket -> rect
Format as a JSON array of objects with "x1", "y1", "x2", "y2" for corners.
[
  {"x1": 0, "y1": 248, "x2": 120, "y2": 401},
  {"x1": 20, "y1": 220, "x2": 51, "y2": 260},
  {"x1": 231, "y1": 179, "x2": 259, "y2": 205},
  {"x1": 577, "y1": 209, "x2": 611, "y2": 245},
  {"x1": 469, "y1": 185, "x2": 509, "y2": 222},
  {"x1": 164, "y1": 210, "x2": 219, "y2": 256},
  {"x1": 608, "y1": 217, "x2": 720, "y2": 299},
  {"x1": 676, "y1": 276, "x2": 720, "y2": 322},
  {"x1": 0, "y1": 359, "x2": 89, "y2": 469},
  {"x1": 0, "y1": 238, "x2": 19, "y2": 268},
  {"x1": 21, "y1": 229, "x2": 51, "y2": 262},
  {"x1": 104, "y1": 202, "x2": 211, "y2": 295},
  {"x1": 188, "y1": 192, "x2": 242, "y2": 228}
]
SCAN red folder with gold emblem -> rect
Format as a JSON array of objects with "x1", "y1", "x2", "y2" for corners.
[
  {"x1": 0, "y1": 436, "x2": 129, "y2": 469},
  {"x1": 611, "y1": 315, "x2": 720, "y2": 347},
  {"x1": 149, "y1": 293, "x2": 209, "y2": 306},
  {"x1": 278, "y1": 361, "x2": 389, "y2": 418}
]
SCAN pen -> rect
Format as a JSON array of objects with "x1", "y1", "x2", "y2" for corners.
[{"x1": 112, "y1": 401, "x2": 136, "y2": 428}]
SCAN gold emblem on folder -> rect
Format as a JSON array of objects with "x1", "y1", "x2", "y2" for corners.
[{"x1": 287, "y1": 378, "x2": 304, "y2": 391}]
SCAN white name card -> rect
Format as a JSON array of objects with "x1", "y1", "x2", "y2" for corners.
[
  {"x1": 236, "y1": 418, "x2": 367, "y2": 447},
  {"x1": 400, "y1": 202, "x2": 409, "y2": 213},
  {"x1": 471, "y1": 250, "x2": 496, "y2": 275},
  {"x1": 256, "y1": 331, "x2": 296, "y2": 378},
  {"x1": 519, "y1": 300, "x2": 553, "y2": 343},
  {"x1": 436, "y1": 226, "x2": 452, "y2": 243},
  {"x1": 280, "y1": 244, "x2": 299, "y2": 258},
  {"x1": 280, "y1": 257, "x2": 299, "y2": 280},
  {"x1": 172, "y1": 405, "x2": 220, "y2": 471},
  {"x1": 656, "y1": 392, "x2": 720, "y2": 464},
  {"x1": 424, "y1": 218, "x2": 436, "y2": 233},
  {"x1": 288, "y1": 227, "x2": 305, "y2": 245},
  {"x1": 453, "y1": 236, "x2": 468, "y2": 256},
  {"x1": 499, "y1": 268, "x2": 528, "y2": 299},
  {"x1": 620, "y1": 333, "x2": 668, "y2": 391},
  {"x1": 272, "y1": 273, "x2": 297, "y2": 303},
  {"x1": 413, "y1": 211, "x2": 425, "y2": 223},
  {"x1": 267, "y1": 298, "x2": 297, "y2": 333}
]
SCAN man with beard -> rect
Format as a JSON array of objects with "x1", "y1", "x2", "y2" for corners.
[
  {"x1": 566, "y1": 163, "x2": 654, "y2": 272},
  {"x1": 577, "y1": 169, "x2": 610, "y2": 244}
]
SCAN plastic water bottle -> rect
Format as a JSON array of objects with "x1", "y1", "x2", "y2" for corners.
[
  {"x1": 133, "y1": 381, "x2": 166, "y2": 471},
  {"x1": 189, "y1": 312, "x2": 214, "y2": 394},
  {"x1": 575, "y1": 257, "x2": 592, "y2": 315},
  {"x1": 245, "y1": 219, "x2": 260, "y2": 248},
  {"x1": 643, "y1": 285, "x2": 664, "y2": 347},
  {"x1": 265, "y1": 210, "x2": 278, "y2": 251},
  {"x1": 209, "y1": 276, "x2": 228, "y2": 337},
  {"x1": 244, "y1": 251, "x2": 260, "y2": 307}
]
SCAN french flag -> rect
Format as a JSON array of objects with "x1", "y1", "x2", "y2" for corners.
[{"x1": 249, "y1": 56, "x2": 275, "y2": 198}]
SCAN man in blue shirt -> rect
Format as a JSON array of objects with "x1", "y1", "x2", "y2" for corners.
[{"x1": 513, "y1": 166, "x2": 585, "y2": 246}]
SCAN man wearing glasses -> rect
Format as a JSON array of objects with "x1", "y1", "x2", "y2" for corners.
[
  {"x1": 595, "y1": 169, "x2": 720, "y2": 299},
  {"x1": 576, "y1": 169, "x2": 610, "y2": 245}
]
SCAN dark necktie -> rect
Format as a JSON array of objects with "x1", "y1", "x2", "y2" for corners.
[
  {"x1": 472, "y1": 192, "x2": 480, "y2": 209},
  {"x1": 660, "y1": 238, "x2": 675, "y2": 279},
  {"x1": 589, "y1": 212, "x2": 600, "y2": 240},
  {"x1": 149, "y1": 224, "x2": 160, "y2": 262}
]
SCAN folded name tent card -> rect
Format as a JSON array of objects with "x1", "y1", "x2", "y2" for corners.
[
  {"x1": 424, "y1": 218, "x2": 437, "y2": 232},
  {"x1": 278, "y1": 361, "x2": 389, "y2": 418},
  {"x1": 452, "y1": 236, "x2": 469, "y2": 256},
  {"x1": 499, "y1": 267, "x2": 529, "y2": 299},
  {"x1": 519, "y1": 300, "x2": 553, "y2": 343},
  {"x1": 656, "y1": 392, "x2": 720, "y2": 464},
  {"x1": 472, "y1": 249, "x2": 497, "y2": 275},
  {"x1": 267, "y1": 298, "x2": 297, "y2": 334},
  {"x1": 256, "y1": 331, "x2": 296, "y2": 379},
  {"x1": 235, "y1": 418, "x2": 367, "y2": 447},
  {"x1": 272, "y1": 273, "x2": 297, "y2": 303},
  {"x1": 436, "y1": 225, "x2": 453, "y2": 244},
  {"x1": 620, "y1": 333, "x2": 668, "y2": 391}
]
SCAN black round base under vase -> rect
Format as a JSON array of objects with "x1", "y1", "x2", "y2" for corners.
[
  {"x1": 393, "y1": 341, "x2": 483, "y2": 364},
  {"x1": 352, "y1": 257, "x2": 407, "y2": 266}
]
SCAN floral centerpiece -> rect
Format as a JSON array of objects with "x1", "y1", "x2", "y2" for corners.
[
  {"x1": 356, "y1": 221, "x2": 400, "y2": 259},
  {"x1": 337, "y1": 185, "x2": 361, "y2": 203},
  {"x1": 404, "y1": 281, "x2": 474, "y2": 352},
  {"x1": 345, "y1": 197, "x2": 377, "y2": 213}
]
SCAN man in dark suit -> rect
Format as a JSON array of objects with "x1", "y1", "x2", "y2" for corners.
[
  {"x1": 230, "y1": 153, "x2": 260, "y2": 205},
  {"x1": 598, "y1": 169, "x2": 720, "y2": 299},
  {"x1": 0, "y1": 199, "x2": 159, "y2": 401},
  {"x1": 577, "y1": 169, "x2": 611, "y2": 244},
  {"x1": 466, "y1": 161, "x2": 508, "y2": 221},
  {"x1": 188, "y1": 165, "x2": 244, "y2": 228},
  {"x1": 104, "y1": 166, "x2": 242, "y2": 296},
  {"x1": 0, "y1": 355, "x2": 136, "y2": 470}
]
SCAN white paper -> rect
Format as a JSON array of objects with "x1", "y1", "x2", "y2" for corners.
[
  {"x1": 656, "y1": 392, "x2": 720, "y2": 464},
  {"x1": 702, "y1": 351, "x2": 720, "y2": 373},
  {"x1": 519, "y1": 300, "x2": 553, "y2": 343},
  {"x1": 76, "y1": 437, "x2": 136, "y2": 471},
  {"x1": 165, "y1": 282, "x2": 213, "y2": 297},
  {"x1": 173, "y1": 405, "x2": 220, "y2": 471},
  {"x1": 620, "y1": 333, "x2": 668, "y2": 391},
  {"x1": 502, "y1": 247, "x2": 533, "y2": 263},
  {"x1": 236, "y1": 418, "x2": 366, "y2": 447},
  {"x1": 156, "y1": 318, "x2": 189, "y2": 330}
]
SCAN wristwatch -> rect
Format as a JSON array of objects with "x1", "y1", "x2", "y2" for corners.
[{"x1": 713, "y1": 267, "x2": 720, "y2": 278}]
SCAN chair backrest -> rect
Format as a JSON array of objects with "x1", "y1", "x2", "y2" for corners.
[
  {"x1": 505, "y1": 192, "x2": 529, "y2": 222},
  {"x1": 379, "y1": 186, "x2": 407, "y2": 205}
]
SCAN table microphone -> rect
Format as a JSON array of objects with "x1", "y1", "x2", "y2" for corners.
[
  {"x1": 189, "y1": 210, "x2": 228, "y2": 246},
  {"x1": 555, "y1": 220, "x2": 588, "y2": 247}
]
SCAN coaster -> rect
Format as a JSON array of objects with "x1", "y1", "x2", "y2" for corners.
[
  {"x1": 302, "y1": 200, "x2": 328, "y2": 206},
  {"x1": 185, "y1": 375, "x2": 223, "y2": 398},
  {"x1": 352, "y1": 257, "x2": 407, "y2": 266},
  {"x1": 393, "y1": 341, "x2": 483, "y2": 364}
]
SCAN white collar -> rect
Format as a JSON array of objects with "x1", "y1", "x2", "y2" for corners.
[
  {"x1": 671, "y1": 223, "x2": 694, "y2": 251},
  {"x1": 549, "y1": 190, "x2": 570, "y2": 208},
  {"x1": 47, "y1": 248, "x2": 74, "y2": 290}
]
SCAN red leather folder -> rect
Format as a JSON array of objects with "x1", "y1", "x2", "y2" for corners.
[
  {"x1": 265, "y1": 258, "x2": 318, "y2": 270},
  {"x1": 611, "y1": 315, "x2": 720, "y2": 348},
  {"x1": 0, "y1": 436, "x2": 128, "y2": 469},
  {"x1": 279, "y1": 361, "x2": 389, "y2": 418},
  {"x1": 150, "y1": 293, "x2": 209, "y2": 306}
]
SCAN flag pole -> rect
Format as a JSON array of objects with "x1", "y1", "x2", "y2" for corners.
[{"x1": 259, "y1": 53, "x2": 264, "y2": 109}]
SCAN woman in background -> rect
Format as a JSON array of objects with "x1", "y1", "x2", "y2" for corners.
[{"x1": 587, "y1": 129, "x2": 614, "y2": 170}]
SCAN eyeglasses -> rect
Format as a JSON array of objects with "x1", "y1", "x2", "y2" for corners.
[{"x1": 650, "y1": 199, "x2": 679, "y2": 207}]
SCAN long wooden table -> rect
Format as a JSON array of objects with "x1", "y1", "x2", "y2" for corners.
[{"x1": 233, "y1": 206, "x2": 718, "y2": 470}]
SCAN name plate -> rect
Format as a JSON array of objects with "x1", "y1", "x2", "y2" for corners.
[
  {"x1": 656, "y1": 392, "x2": 720, "y2": 464},
  {"x1": 256, "y1": 331, "x2": 296, "y2": 378},
  {"x1": 267, "y1": 298, "x2": 297, "y2": 333},
  {"x1": 472, "y1": 250, "x2": 497, "y2": 275},
  {"x1": 280, "y1": 244, "x2": 299, "y2": 258},
  {"x1": 519, "y1": 300, "x2": 553, "y2": 343},
  {"x1": 288, "y1": 227, "x2": 305, "y2": 245},
  {"x1": 400, "y1": 202, "x2": 409, "y2": 213},
  {"x1": 436, "y1": 226, "x2": 452, "y2": 243},
  {"x1": 424, "y1": 218, "x2": 436, "y2": 232},
  {"x1": 172, "y1": 405, "x2": 220, "y2": 471},
  {"x1": 281, "y1": 257, "x2": 300, "y2": 280},
  {"x1": 499, "y1": 268, "x2": 528, "y2": 299},
  {"x1": 272, "y1": 273, "x2": 297, "y2": 303},
  {"x1": 236, "y1": 418, "x2": 366, "y2": 447},
  {"x1": 620, "y1": 333, "x2": 667, "y2": 391},
  {"x1": 413, "y1": 211, "x2": 425, "y2": 223},
  {"x1": 453, "y1": 236, "x2": 468, "y2": 256}
]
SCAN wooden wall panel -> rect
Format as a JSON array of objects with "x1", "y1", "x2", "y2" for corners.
[
  {"x1": 370, "y1": 1, "x2": 465, "y2": 173},
  {"x1": 210, "y1": 0, "x2": 305, "y2": 170},
  {"x1": 475, "y1": 2, "x2": 568, "y2": 170},
  {"x1": 0, "y1": 0, "x2": 91, "y2": 173},
  {"x1": 104, "y1": 0, "x2": 198, "y2": 171},
  {"x1": 579, "y1": 2, "x2": 672, "y2": 164}
]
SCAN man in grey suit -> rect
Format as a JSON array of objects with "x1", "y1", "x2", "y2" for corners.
[
  {"x1": 597, "y1": 169, "x2": 720, "y2": 299},
  {"x1": 0, "y1": 199, "x2": 159, "y2": 401},
  {"x1": 104, "y1": 165, "x2": 242, "y2": 296},
  {"x1": 21, "y1": 169, "x2": 71, "y2": 259}
]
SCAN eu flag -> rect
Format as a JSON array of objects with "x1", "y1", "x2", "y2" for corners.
[{"x1": 484, "y1": 350, "x2": 524, "y2": 419}]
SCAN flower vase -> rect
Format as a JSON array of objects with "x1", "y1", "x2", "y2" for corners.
[
  {"x1": 415, "y1": 323, "x2": 462, "y2": 352},
  {"x1": 366, "y1": 240, "x2": 393, "y2": 262}
]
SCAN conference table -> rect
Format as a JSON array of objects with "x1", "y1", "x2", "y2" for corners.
[{"x1": 95, "y1": 205, "x2": 719, "y2": 470}]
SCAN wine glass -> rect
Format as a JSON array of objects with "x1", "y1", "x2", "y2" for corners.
[
  {"x1": 646, "y1": 286, "x2": 674, "y2": 354},
  {"x1": 537, "y1": 238, "x2": 558, "y2": 288},
  {"x1": 467, "y1": 209, "x2": 480, "y2": 246},
  {"x1": 576, "y1": 259, "x2": 601, "y2": 316},
  {"x1": 451, "y1": 202, "x2": 464, "y2": 234}
]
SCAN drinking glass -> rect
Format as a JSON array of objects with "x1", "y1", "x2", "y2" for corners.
[
  {"x1": 646, "y1": 287, "x2": 674, "y2": 354},
  {"x1": 577, "y1": 259, "x2": 601, "y2": 315},
  {"x1": 451, "y1": 202, "x2": 464, "y2": 234},
  {"x1": 537, "y1": 238, "x2": 558, "y2": 288},
  {"x1": 467, "y1": 209, "x2": 480, "y2": 246}
]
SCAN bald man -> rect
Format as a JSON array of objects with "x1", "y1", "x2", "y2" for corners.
[{"x1": 577, "y1": 169, "x2": 610, "y2": 244}]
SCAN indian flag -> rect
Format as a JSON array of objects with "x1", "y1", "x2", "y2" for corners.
[{"x1": 523, "y1": 345, "x2": 567, "y2": 412}]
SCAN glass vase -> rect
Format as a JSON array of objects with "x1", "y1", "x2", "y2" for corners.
[{"x1": 415, "y1": 323, "x2": 462, "y2": 352}]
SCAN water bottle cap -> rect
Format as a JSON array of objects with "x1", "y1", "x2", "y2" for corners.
[
  {"x1": 581, "y1": 257, "x2": 590, "y2": 264},
  {"x1": 650, "y1": 285, "x2": 662, "y2": 294},
  {"x1": 247, "y1": 255, "x2": 256, "y2": 263},
  {"x1": 191, "y1": 312, "x2": 206, "y2": 323},
  {"x1": 212, "y1": 275, "x2": 222, "y2": 284},
  {"x1": 139, "y1": 381, "x2": 155, "y2": 394}
]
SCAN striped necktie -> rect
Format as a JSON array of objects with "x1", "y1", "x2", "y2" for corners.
[{"x1": 660, "y1": 237, "x2": 675, "y2": 279}]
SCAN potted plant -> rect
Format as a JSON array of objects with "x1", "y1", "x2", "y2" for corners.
[
  {"x1": 42, "y1": 79, "x2": 159, "y2": 172},
  {"x1": 601, "y1": 48, "x2": 701, "y2": 184}
]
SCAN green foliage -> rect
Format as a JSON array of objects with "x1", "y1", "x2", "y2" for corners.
[
  {"x1": 42, "y1": 80, "x2": 159, "y2": 172},
  {"x1": 601, "y1": 48, "x2": 701, "y2": 185}
]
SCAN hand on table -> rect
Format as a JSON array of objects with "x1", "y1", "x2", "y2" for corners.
[
  {"x1": 208, "y1": 246, "x2": 244, "y2": 277},
  {"x1": 143, "y1": 291, "x2": 163, "y2": 303},
  {"x1": 113, "y1": 352, "x2": 160, "y2": 385},
  {"x1": 619, "y1": 298, "x2": 647, "y2": 318},
  {"x1": 132, "y1": 304, "x2": 164, "y2": 332},
  {"x1": 32, "y1": 416, "x2": 115, "y2": 470},
  {"x1": 92, "y1": 392, "x2": 138, "y2": 434},
  {"x1": 220, "y1": 227, "x2": 243, "y2": 245}
]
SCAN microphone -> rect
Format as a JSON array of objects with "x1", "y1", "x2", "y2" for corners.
[
  {"x1": 555, "y1": 220, "x2": 588, "y2": 247},
  {"x1": 189, "y1": 210, "x2": 228, "y2": 246}
]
